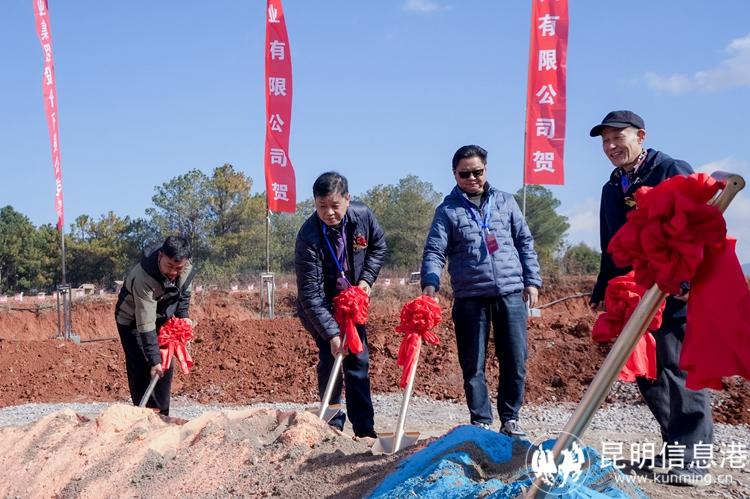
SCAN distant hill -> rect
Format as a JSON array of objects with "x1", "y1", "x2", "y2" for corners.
[{"x1": 743, "y1": 263, "x2": 750, "y2": 276}]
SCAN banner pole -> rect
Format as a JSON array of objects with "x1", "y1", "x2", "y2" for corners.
[
  {"x1": 60, "y1": 226, "x2": 67, "y2": 286},
  {"x1": 266, "y1": 207, "x2": 271, "y2": 273},
  {"x1": 59, "y1": 226, "x2": 71, "y2": 339}
]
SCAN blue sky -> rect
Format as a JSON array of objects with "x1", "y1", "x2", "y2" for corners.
[{"x1": 1, "y1": 1, "x2": 749, "y2": 261}]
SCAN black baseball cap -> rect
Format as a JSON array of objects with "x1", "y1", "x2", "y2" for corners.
[{"x1": 589, "y1": 110, "x2": 645, "y2": 137}]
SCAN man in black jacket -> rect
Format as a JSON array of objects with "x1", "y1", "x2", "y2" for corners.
[
  {"x1": 295, "y1": 171, "x2": 387, "y2": 438},
  {"x1": 590, "y1": 111, "x2": 713, "y2": 484},
  {"x1": 115, "y1": 236, "x2": 196, "y2": 415}
]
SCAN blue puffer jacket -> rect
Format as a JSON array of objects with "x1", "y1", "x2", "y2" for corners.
[{"x1": 421, "y1": 184, "x2": 542, "y2": 298}]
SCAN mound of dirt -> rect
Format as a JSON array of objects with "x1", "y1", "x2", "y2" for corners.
[
  {"x1": 0, "y1": 404, "x2": 404, "y2": 497},
  {"x1": 0, "y1": 281, "x2": 748, "y2": 426}
]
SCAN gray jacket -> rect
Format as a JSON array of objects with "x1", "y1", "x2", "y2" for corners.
[{"x1": 421, "y1": 184, "x2": 542, "y2": 298}]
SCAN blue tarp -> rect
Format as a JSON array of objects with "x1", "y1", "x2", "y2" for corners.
[{"x1": 369, "y1": 426, "x2": 647, "y2": 499}]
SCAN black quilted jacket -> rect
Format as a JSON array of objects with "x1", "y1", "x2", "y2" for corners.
[{"x1": 294, "y1": 202, "x2": 387, "y2": 340}]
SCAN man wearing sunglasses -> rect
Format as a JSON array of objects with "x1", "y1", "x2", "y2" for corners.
[{"x1": 421, "y1": 144, "x2": 541, "y2": 436}]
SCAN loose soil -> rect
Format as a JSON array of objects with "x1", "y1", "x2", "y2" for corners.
[
  {"x1": 1, "y1": 281, "x2": 747, "y2": 425},
  {"x1": 1, "y1": 278, "x2": 748, "y2": 498}
]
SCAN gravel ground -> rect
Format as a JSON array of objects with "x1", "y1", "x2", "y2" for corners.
[{"x1": 1, "y1": 395, "x2": 746, "y2": 448}]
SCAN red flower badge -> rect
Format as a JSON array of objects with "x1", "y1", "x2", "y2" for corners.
[{"x1": 353, "y1": 233, "x2": 368, "y2": 252}]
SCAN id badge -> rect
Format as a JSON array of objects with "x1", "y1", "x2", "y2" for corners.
[{"x1": 484, "y1": 230, "x2": 499, "y2": 254}]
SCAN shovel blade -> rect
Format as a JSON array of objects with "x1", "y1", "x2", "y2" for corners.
[
  {"x1": 371, "y1": 431, "x2": 420, "y2": 454},
  {"x1": 305, "y1": 403, "x2": 343, "y2": 423}
]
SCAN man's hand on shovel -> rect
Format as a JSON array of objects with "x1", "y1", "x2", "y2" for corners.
[
  {"x1": 329, "y1": 335, "x2": 344, "y2": 357},
  {"x1": 150, "y1": 363, "x2": 165, "y2": 379}
]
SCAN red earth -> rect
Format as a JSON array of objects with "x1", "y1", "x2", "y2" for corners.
[{"x1": 0, "y1": 278, "x2": 747, "y2": 425}]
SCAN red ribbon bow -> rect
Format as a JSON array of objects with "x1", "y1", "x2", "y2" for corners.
[
  {"x1": 158, "y1": 317, "x2": 194, "y2": 374},
  {"x1": 608, "y1": 173, "x2": 750, "y2": 389},
  {"x1": 395, "y1": 296, "x2": 442, "y2": 388},
  {"x1": 592, "y1": 272, "x2": 662, "y2": 382},
  {"x1": 333, "y1": 286, "x2": 369, "y2": 354}
]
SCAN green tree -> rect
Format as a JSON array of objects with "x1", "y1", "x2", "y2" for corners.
[
  {"x1": 147, "y1": 169, "x2": 211, "y2": 257},
  {"x1": 0, "y1": 206, "x2": 50, "y2": 293},
  {"x1": 514, "y1": 185, "x2": 569, "y2": 270},
  {"x1": 208, "y1": 164, "x2": 257, "y2": 236},
  {"x1": 562, "y1": 243, "x2": 601, "y2": 275},
  {"x1": 205, "y1": 165, "x2": 266, "y2": 277},
  {"x1": 67, "y1": 212, "x2": 138, "y2": 287},
  {"x1": 121, "y1": 217, "x2": 161, "y2": 262},
  {"x1": 36, "y1": 223, "x2": 63, "y2": 289},
  {"x1": 361, "y1": 175, "x2": 442, "y2": 270},
  {"x1": 269, "y1": 198, "x2": 314, "y2": 272}
]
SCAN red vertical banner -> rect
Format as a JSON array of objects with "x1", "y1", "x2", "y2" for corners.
[
  {"x1": 33, "y1": 0, "x2": 65, "y2": 229},
  {"x1": 264, "y1": 0, "x2": 296, "y2": 212},
  {"x1": 524, "y1": 0, "x2": 568, "y2": 185}
]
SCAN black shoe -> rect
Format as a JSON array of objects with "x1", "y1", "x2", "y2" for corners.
[
  {"x1": 355, "y1": 429, "x2": 377, "y2": 439},
  {"x1": 500, "y1": 419, "x2": 527, "y2": 437}
]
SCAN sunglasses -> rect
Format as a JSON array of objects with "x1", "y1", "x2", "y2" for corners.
[{"x1": 456, "y1": 168, "x2": 485, "y2": 179}]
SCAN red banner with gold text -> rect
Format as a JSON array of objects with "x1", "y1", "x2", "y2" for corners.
[
  {"x1": 524, "y1": 0, "x2": 568, "y2": 185},
  {"x1": 264, "y1": 0, "x2": 296, "y2": 212},
  {"x1": 33, "y1": 0, "x2": 65, "y2": 230}
]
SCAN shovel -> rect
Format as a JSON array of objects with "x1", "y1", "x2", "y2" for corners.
[
  {"x1": 372, "y1": 339, "x2": 422, "y2": 454},
  {"x1": 138, "y1": 374, "x2": 159, "y2": 408},
  {"x1": 308, "y1": 333, "x2": 347, "y2": 423},
  {"x1": 525, "y1": 171, "x2": 745, "y2": 498}
]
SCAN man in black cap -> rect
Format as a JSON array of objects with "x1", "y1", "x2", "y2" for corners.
[{"x1": 589, "y1": 111, "x2": 714, "y2": 485}]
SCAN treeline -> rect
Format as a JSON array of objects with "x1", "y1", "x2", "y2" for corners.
[{"x1": 0, "y1": 164, "x2": 600, "y2": 293}]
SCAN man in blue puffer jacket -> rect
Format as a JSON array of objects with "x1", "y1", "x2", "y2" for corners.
[{"x1": 421, "y1": 144, "x2": 542, "y2": 436}]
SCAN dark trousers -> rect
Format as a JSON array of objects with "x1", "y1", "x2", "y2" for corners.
[
  {"x1": 452, "y1": 292, "x2": 528, "y2": 425},
  {"x1": 314, "y1": 324, "x2": 375, "y2": 436},
  {"x1": 117, "y1": 323, "x2": 173, "y2": 415},
  {"x1": 635, "y1": 319, "x2": 714, "y2": 462}
]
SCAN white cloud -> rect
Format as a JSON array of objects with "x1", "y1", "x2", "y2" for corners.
[
  {"x1": 561, "y1": 162, "x2": 750, "y2": 263},
  {"x1": 694, "y1": 157, "x2": 742, "y2": 175},
  {"x1": 402, "y1": 0, "x2": 446, "y2": 14},
  {"x1": 644, "y1": 33, "x2": 750, "y2": 93},
  {"x1": 724, "y1": 193, "x2": 750, "y2": 264},
  {"x1": 563, "y1": 197, "x2": 600, "y2": 250},
  {"x1": 696, "y1": 157, "x2": 750, "y2": 263}
]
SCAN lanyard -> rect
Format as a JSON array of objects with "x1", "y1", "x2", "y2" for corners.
[
  {"x1": 459, "y1": 193, "x2": 494, "y2": 231},
  {"x1": 321, "y1": 222, "x2": 349, "y2": 280}
]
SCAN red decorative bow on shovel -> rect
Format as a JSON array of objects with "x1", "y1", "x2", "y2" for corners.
[
  {"x1": 333, "y1": 286, "x2": 369, "y2": 354},
  {"x1": 396, "y1": 295, "x2": 442, "y2": 388},
  {"x1": 592, "y1": 272, "x2": 662, "y2": 382},
  {"x1": 158, "y1": 317, "x2": 194, "y2": 374},
  {"x1": 608, "y1": 173, "x2": 750, "y2": 389}
]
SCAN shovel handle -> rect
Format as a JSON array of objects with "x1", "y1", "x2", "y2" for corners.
[
  {"x1": 394, "y1": 339, "x2": 421, "y2": 451},
  {"x1": 318, "y1": 352, "x2": 344, "y2": 419},
  {"x1": 138, "y1": 374, "x2": 159, "y2": 408}
]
